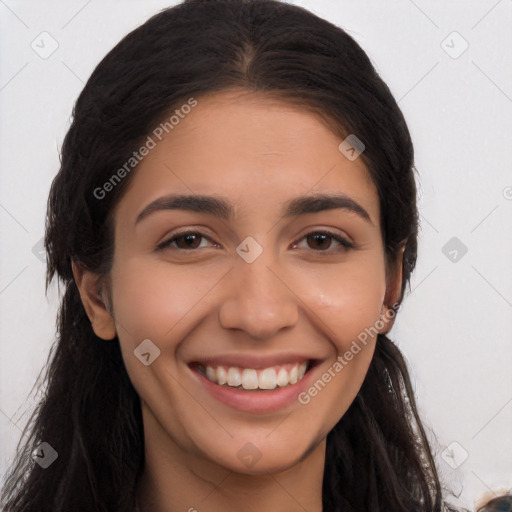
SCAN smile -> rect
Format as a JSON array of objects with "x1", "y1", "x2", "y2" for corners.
[
  {"x1": 188, "y1": 356, "x2": 321, "y2": 413},
  {"x1": 196, "y1": 361, "x2": 310, "y2": 390}
]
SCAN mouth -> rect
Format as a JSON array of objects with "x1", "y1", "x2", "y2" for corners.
[
  {"x1": 187, "y1": 355, "x2": 322, "y2": 413},
  {"x1": 189, "y1": 359, "x2": 319, "y2": 391}
]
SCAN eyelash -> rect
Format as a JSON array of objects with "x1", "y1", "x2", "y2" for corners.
[{"x1": 156, "y1": 230, "x2": 356, "y2": 253}]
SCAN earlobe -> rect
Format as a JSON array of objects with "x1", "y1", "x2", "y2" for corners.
[{"x1": 71, "y1": 260, "x2": 117, "y2": 340}]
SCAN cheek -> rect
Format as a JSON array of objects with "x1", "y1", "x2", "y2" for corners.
[
  {"x1": 287, "y1": 253, "x2": 387, "y2": 346},
  {"x1": 288, "y1": 254, "x2": 385, "y2": 405},
  {"x1": 108, "y1": 256, "x2": 222, "y2": 393},
  {"x1": 290, "y1": 262, "x2": 385, "y2": 429},
  {"x1": 109, "y1": 256, "x2": 226, "y2": 417},
  {"x1": 110, "y1": 255, "x2": 222, "y2": 339}
]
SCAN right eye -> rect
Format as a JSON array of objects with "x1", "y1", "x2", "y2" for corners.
[{"x1": 157, "y1": 231, "x2": 218, "y2": 251}]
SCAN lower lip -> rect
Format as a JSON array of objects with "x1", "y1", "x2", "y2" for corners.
[{"x1": 189, "y1": 364, "x2": 316, "y2": 414}]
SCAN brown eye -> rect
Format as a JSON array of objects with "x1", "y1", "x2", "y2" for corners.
[
  {"x1": 157, "y1": 232, "x2": 214, "y2": 251},
  {"x1": 173, "y1": 234, "x2": 203, "y2": 249},
  {"x1": 306, "y1": 233, "x2": 334, "y2": 250},
  {"x1": 294, "y1": 231, "x2": 355, "y2": 253}
]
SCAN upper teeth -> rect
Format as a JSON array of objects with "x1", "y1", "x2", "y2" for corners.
[{"x1": 203, "y1": 362, "x2": 308, "y2": 390}]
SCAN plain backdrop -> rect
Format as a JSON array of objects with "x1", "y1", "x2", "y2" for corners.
[{"x1": 1, "y1": 1, "x2": 511, "y2": 510}]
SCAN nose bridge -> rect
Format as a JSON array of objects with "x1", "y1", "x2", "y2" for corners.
[{"x1": 218, "y1": 243, "x2": 299, "y2": 339}]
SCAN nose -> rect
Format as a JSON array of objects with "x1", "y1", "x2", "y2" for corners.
[{"x1": 218, "y1": 251, "x2": 300, "y2": 340}]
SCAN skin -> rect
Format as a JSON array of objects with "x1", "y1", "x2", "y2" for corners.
[{"x1": 73, "y1": 89, "x2": 403, "y2": 512}]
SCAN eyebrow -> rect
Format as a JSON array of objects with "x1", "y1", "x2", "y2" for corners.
[{"x1": 135, "y1": 192, "x2": 372, "y2": 225}]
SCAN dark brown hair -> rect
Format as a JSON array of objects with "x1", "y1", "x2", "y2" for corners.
[{"x1": 1, "y1": 1, "x2": 460, "y2": 510}]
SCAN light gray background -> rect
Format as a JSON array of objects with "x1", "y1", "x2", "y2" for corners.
[{"x1": 1, "y1": 1, "x2": 511, "y2": 510}]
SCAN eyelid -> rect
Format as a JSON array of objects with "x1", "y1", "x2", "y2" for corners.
[
  {"x1": 156, "y1": 227, "x2": 218, "y2": 251},
  {"x1": 291, "y1": 229, "x2": 356, "y2": 251},
  {"x1": 156, "y1": 227, "x2": 356, "y2": 253}
]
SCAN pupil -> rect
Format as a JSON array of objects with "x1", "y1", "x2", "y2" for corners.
[
  {"x1": 184, "y1": 234, "x2": 200, "y2": 248},
  {"x1": 310, "y1": 234, "x2": 329, "y2": 250}
]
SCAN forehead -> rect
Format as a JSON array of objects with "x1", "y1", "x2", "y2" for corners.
[{"x1": 114, "y1": 90, "x2": 380, "y2": 226}]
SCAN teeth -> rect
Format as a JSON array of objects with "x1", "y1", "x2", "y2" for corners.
[
  {"x1": 289, "y1": 366, "x2": 298, "y2": 384},
  {"x1": 201, "y1": 361, "x2": 309, "y2": 390},
  {"x1": 227, "y1": 367, "x2": 241, "y2": 387},
  {"x1": 217, "y1": 366, "x2": 227, "y2": 385},
  {"x1": 206, "y1": 366, "x2": 216, "y2": 381},
  {"x1": 258, "y1": 368, "x2": 277, "y2": 390},
  {"x1": 241, "y1": 369, "x2": 258, "y2": 390},
  {"x1": 276, "y1": 367, "x2": 289, "y2": 387}
]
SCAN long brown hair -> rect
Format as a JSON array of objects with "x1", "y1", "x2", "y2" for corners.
[{"x1": 1, "y1": 1, "x2": 460, "y2": 510}]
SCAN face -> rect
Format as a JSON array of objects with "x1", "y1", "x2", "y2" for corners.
[{"x1": 78, "y1": 90, "x2": 400, "y2": 476}]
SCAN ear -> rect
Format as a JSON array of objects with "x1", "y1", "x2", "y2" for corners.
[
  {"x1": 379, "y1": 245, "x2": 405, "y2": 335},
  {"x1": 71, "y1": 260, "x2": 117, "y2": 340}
]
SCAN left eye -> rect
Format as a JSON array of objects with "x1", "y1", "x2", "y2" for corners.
[
  {"x1": 292, "y1": 231, "x2": 355, "y2": 252},
  {"x1": 158, "y1": 230, "x2": 355, "y2": 253}
]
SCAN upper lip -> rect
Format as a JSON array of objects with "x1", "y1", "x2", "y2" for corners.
[{"x1": 189, "y1": 353, "x2": 320, "y2": 370}]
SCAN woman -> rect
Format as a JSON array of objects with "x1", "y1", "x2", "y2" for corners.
[{"x1": 1, "y1": 1, "x2": 463, "y2": 510}]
